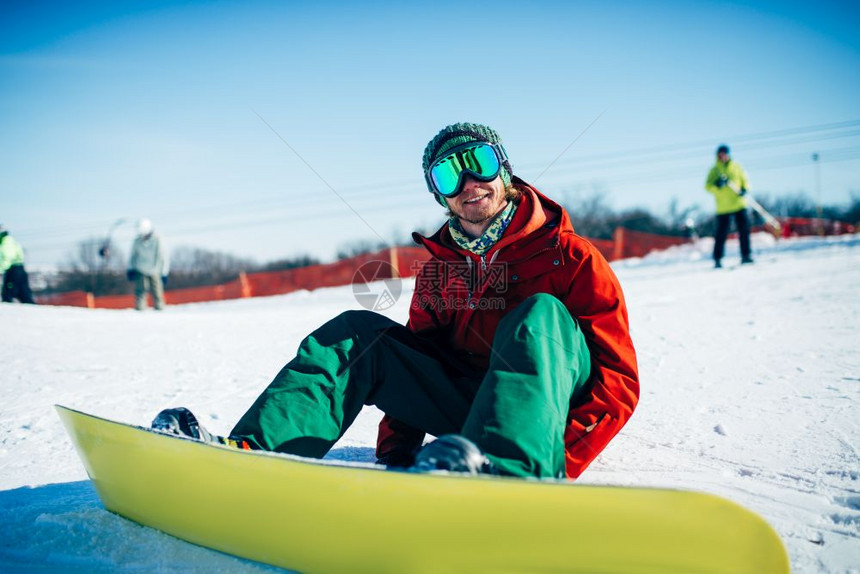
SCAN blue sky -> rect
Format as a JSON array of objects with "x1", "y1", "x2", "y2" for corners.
[{"x1": 2, "y1": 0, "x2": 858, "y2": 268}]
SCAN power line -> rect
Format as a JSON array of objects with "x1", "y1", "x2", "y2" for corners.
[
  {"x1": 22, "y1": 193, "x2": 434, "y2": 252},
  {"x1": 17, "y1": 118, "x2": 859, "y2": 241},
  {"x1": 520, "y1": 119, "x2": 860, "y2": 172},
  {"x1": 15, "y1": 119, "x2": 860, "y2": 259},
  {"x1": 526, "y1": 127, "x2": 860, "y2": 179},
  {"x1": 564, "y1": 147, "x2": 860, "y2": 190},
  {"x1": 24, "y1": 147, "x2": 860, "y2": 255},
  {"x1": 19, "y1": 119, "x2": 860, "y2": 237}
]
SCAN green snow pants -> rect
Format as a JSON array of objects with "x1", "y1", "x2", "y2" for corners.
[{"x1": 231, "y1": 293, "x2": 592, "y2": 478}]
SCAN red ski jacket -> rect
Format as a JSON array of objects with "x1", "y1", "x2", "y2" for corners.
[{"x1": 377, "y1": 179, "x2": 639, "y2": 478}]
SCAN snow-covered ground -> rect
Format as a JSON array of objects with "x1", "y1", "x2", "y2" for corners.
[{"x1": 2, "y1": 233, "x2": 859, "y2": 573}]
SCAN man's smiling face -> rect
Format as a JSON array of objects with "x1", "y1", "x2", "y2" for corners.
[{"x1": 446, "y1": 174, "x2": 509, "y2": 236}]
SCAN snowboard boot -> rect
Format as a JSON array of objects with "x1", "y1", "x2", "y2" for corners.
[
  {"x1": 741, "y1": 256, "x2": 754, "y2": 265},
  {"x1": 151, "y1": 407, "x2": 253, "y2": 450},
  {"x1": 410, "y1": 434, "x2": 496, "y2": 475},
  {"x1": 714, "y1": 259, "x2": 722, "y2": 269}
]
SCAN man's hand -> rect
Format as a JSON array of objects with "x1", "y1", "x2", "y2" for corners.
[
  {"x1": 715, "y1": 175, "x2": 728, "y2": 188},
  {"x1": 126, "y1": 270, "x2": 138, "y2": 282},
  {"x1": 738, "y1": 187, "x2": 747, "y2": 196}
]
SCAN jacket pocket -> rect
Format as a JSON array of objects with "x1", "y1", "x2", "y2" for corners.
[{"x1": 566, "y1": 412, "x2": 611, "y2": 449}]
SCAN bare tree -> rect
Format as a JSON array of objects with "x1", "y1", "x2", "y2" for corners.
[
  {"x1": 336, "y1": 239, "x2": 389, "y2": 260},
  {"x1": 758, "y1": 192, "x2": 818, "y2": 219},
  {"x1": 47, "y1": 237, "x2": 129, "y2": 295},
  {"x1": 167, "y1": 246, "x2": 257, "y2": 289},
  {"x1": 260, "y1": 255, "x2": 320, "y2": 272},
  {"x1": 839, "y1": 192, "x2": 860, "y2": 225},
  {"x1": 564, "y1": 192, "x2": 615, "y2": 239}
]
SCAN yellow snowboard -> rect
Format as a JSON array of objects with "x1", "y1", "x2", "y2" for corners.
[{"x1": 57, "y1": 405, "x2": 789, "y2": 573}]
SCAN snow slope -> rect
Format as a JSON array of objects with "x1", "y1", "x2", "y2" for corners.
[{"x1": 1, "y1": 234, "x2": 858, "y2": 573}]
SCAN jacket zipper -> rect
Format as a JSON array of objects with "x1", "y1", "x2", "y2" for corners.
[
  {"x1": 466, "y1": 257, "x2": 474, "y2": 305},
  {"x1": 471, "y1": 250, "x2": 501, "y2": 304},
  {"x1": 584, "y1": 412, "x2": 609, "y2": 433},
  {"x1": 463, "y1": 250, "x2": 505, "y2": 307}
]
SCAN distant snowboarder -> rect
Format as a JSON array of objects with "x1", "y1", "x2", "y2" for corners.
[
  {"x1": 152, "y1": 122, "x2": 640, "y2": 480},
  {"x1": 705, "y1": 144, "x2": 754, "y2": 268}
]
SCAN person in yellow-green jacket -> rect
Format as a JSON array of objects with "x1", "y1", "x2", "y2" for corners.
[
  {"x1": 705, "y1": 144, "x2": 753, "y2": 268},
  {"x1": 0, "y1": 225, "x2": 36, "y2": 304}
]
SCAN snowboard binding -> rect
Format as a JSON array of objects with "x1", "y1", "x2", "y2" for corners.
[
  {"x1": 151, "y1": 407, "x2": 215, "y2": 442},
  {"x1": 411, "y1": 434, "x2": 496, "y2": 475},
  {"x1": 151, "y1": 407, "x2": 254, "y2": 450}
]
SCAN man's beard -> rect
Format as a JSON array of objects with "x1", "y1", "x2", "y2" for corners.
[
  {"x1": 449, "y1": 206, "x2": 497, "y2": 225},
  {"x1": 446, "y1": 184, "x2": 519, "y2": 224}
]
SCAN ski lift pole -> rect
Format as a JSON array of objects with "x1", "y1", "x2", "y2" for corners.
[
  {"x1": 99, "y1": 218, "x2": 128, "y2": 260},
  {"x1": 813, "y1": 153, "x2": 823, "y2": 236}
]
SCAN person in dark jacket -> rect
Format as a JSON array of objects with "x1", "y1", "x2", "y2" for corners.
[
  {"x1": 0, "y1": 225, "x2": 36, "y2": 304},
  {"x1": 152, "y1": 123, "x2": 639, "y2": 479}
]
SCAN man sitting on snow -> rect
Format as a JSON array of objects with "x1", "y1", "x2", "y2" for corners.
[{"x1": 153, "y1": 122, "x2": 639, "y2": 479}]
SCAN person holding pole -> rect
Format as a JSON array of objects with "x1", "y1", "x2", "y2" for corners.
[{"x1": 705, "y1": 144, "x2": 753, "y2": 268}]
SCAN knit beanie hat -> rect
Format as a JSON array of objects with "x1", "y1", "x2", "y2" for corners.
[{"x1": 422, "y1": 122, "x2": 513, "y2": 204}]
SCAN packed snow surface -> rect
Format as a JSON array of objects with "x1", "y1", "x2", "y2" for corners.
[{"x1": 2, "y1": 234, "x2": 859, "y2": 573}]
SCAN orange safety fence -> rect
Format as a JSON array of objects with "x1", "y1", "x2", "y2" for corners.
[
  {"x1": 245, "y1": 248, "x2": 414, "y2": 298},
  {"x1": 36, "y1": 247, "x2": 432, "y2": 309},
  {"x1": 35, "y1": 231, "x2": 703, "y2": 309},
  {"x1": 93, "y1": 277, "x2": 250, "y2": 309},
  {"x1": 585, "y1": 238, "x2": 615, "y2": 261},
  {"x1": 778, "y1": 217, "x2": 856, "y2": 238},
  {"x1": 611, "y1": 227, "x2": 689, "y2": 260},
  {"x1": 36, "y1": 291, "x2": 95, "y2": 308}
]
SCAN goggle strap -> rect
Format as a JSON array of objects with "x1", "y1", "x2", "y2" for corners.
[
  {"x1": 429, "y1": 142, "x2": 505, "y2": 171},
  {"x1": 426, "y1": 130, "x2": 492, "y2": 163}
]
